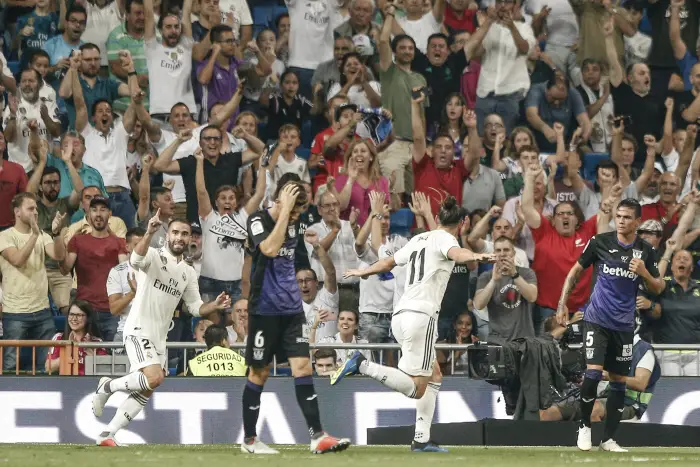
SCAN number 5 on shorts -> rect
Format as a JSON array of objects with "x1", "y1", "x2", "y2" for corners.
[{"x1": 585, "y1": 331, "x2": 594, "y2": 347}]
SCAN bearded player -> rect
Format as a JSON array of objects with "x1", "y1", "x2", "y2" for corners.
[{"x1": 91, "y1": 210, "x2": 231, "y2": 446}]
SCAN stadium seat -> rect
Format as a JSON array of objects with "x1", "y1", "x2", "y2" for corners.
[
  {"x1": 390, "y1": 208, "x2": 414, "y2": 236},
  {"x1": 6, "y1": 60, "x2": 19, "y2": 77},
  {"x1": 54, "y1": 315, "x2": 66, "y2": 333},
  {"x1": 297, "y1": 146, "x2": 310, "y2": 160},
  {"x1": 252, "y1": 5, "x2": 288, "y2": 29},
  {"x1": 582, "y1": 152, "x2": 610, "y2": 182}
]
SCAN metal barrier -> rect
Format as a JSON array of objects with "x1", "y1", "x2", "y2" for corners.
[{"x1": 2, "y1": 340, "x2": 700, "y2": 376}]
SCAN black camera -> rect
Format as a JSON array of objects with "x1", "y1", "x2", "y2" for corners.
[{"x1": 466, "y1": 342, "x2": 507, "y2": 381}]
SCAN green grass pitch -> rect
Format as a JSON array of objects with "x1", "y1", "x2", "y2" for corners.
[{"x1": 3, "y1": 444, "x2": 700, "y2": 467}]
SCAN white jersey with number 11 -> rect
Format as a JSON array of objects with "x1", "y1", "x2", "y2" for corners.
[{"x1": 392, "y1": 230, "x2": 459, "y2": 319}]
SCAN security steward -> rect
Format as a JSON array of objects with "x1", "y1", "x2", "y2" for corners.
[{"x1": 188, "y1": 326, "x2": 247, "y2": 376}]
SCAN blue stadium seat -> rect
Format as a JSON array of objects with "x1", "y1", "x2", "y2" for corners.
[
  {"x1": 390, "y1": 208, "x2": 414, "y2": 236},
  {"x1": 252, "y1": 5, "x2": 288, "y2": 29},
  {"x1": 54, "y1": 315, "x2": 66, "y2": 332},
  {"x1": 6, "y1": 61, "x2": 19, "y2": 76},
  {"x1": 582, "y1": 152, "x2": 610, "y2": 182},
  {"x1": 297, "y1": 146, "x2": 310, "y2": 160}
]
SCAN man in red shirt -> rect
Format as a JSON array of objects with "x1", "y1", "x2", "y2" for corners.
[
  {"x1": 411, "y1": 90, "x2": 470, "y2": 215},
  {"x1": 444, "y1": 0, "x2": 477, "y2": 34},
  {"x1": 0, "y1": 131, "x2": 28, "y2": 230},
  {"x1": 61, "y1": 196, "x2": 128, "y2": 341},
  {"x1": 309, "y1": 97, "x2": 357, "y2": 193},
  {"x1": 521, "y1": 164, "x2": 617, "y2": 334},
  {"x1": 641, "y1": 172, "x2": 683, "y2": 236}
]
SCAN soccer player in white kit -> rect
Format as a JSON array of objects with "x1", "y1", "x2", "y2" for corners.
[
  {"x1": 332, "y1": 197, "x2": 495, "y2": 452},
  {"x1": 91, "y1": 210, "x2": 231, "y2": 446}
]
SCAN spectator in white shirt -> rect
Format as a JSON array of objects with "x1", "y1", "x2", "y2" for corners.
[
  {"x1": 299, "y1": 240, "x2": 339, "y2": 343},
  {"x1": 195, "y1": 148, "x2": 267, "y2": 323},
  {"x1": 143, "y1": 0, "x2": 196, "y2": 118},
  {"x1": 73, "y1": 49, "x2": 139, "y2": 228},
  {"x1": 354, "y1": 191, "x2": 407, "y2": 363},
  {"x1": 304, "y1": 191, "x2": 360, "y2": 312},
  {"x1": 4, "y1": 69, "x2": 61, "y2": 173},
  {"x1": 82, "y1": 0, "x2": 125, "y2": 67},
  {"x1": 218, "y1": 0, "x2": 253, "y2": 43},
  {"x1": 466, "y1": 0, "x2": 536, "y2": 134},
  {"x1": 316, "y1": 309, "x2": 372, "y2": 365},
  {"x1": 266, "y1": 124, "x2": 311, "y2": 200},
  {"x1": 394, "y1": 0, "x2": 445, "y2": 53}
]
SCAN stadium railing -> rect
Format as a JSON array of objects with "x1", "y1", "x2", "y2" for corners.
[{"x1": 2, "y1": 341, "x2": 700, "y2": 376}]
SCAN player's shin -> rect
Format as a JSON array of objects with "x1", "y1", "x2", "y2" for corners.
[
  {"x1": 602, "y1": 381, "x2": 626, "y2": 442},
  {"x1": 580, "y1": 369, "x2": 603, "y2": 428},
  {"x1": 414, "y1": 382, "x2": 441, "y2": 443},
  {"x1": 101, "y1": 371, "x2": 152, "y2": 394},
  {"x1": 294, "y1": 376, "x2": 323, "y2": 438},
  {"x1": 360, "y1": 360, "x2": 419, "y2": 398},
  {"x1": 242, "y1": 380, "x2": 264, "y2": 439},
  {"x1": 101, "y1": 392, "x2": 149, "y2": 438}
]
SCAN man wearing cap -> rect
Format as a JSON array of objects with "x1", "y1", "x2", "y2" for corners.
[
  {"x1": 637, "y1": 219, "x2": 664, "y2": 249},
  {"x1": 64, "y1": 185, "x2": 127, "y2": 244},
  {"x1": 61, "y1": 193, "x2": 129, "y2": 340}
]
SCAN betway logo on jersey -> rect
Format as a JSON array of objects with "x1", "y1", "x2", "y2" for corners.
[
  {"x1": 154, "y1": 278, "x2": 182, "y2": 298},
  {"x1": 602, "y1": 264, "x2": 638, "y2": 280},
  {"x1": 278, "y1": 247, "x2": 294, "y2": 259}
]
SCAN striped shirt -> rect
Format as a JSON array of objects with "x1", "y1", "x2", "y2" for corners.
[{"x1": 106, "y1": 22, "x2": 148, "y2": 112}]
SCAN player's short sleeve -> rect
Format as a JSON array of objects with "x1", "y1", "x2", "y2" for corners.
[
  {"x1": 645, "y1": 246, "x2": 660, "y2": 278},
  {"x1": 392, "y1": 241, "x2": 412, "y2": 267},
  {"x1": 247, "y1": 212, "x2": 270, "y2": 249},
  {"x1": 106, "y1": 266, "x2": 125, "y2": 296},
  {"x1": 578, "y1": 235, "x2": 599, "y2": 269},
  {"x1": 437, "y1": 230, "x2": 460, "y2": 259}
]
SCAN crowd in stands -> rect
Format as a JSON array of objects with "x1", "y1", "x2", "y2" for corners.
[{"x1": 0, "y1": 0, "x2": 699, "y2": 378}]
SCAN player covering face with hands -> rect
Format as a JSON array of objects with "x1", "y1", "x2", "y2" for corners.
[
  {"x1": 333, "y1": 197, "x2": 495, "y2": 452},
  {"x1": 242, "y1": 181, "x2": 351, "y2": 455},
  {"x1": 557, "y1": 198, "x2": 664, "y2": 453},
  {"x1": 91, "y1": 210, "x2": 231, "y2": 447}
]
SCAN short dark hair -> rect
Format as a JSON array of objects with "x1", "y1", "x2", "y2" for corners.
[
  {"x1": 427, "y1": 33, "x2": 449, "y2": 48},
  {"x1": 618, "y1": 198, "x2": 642, "y2": 218},
  {"x1": 168, "y1": 218, "x2": 192, "y2": 232},
  {"x1": 213, "y1": 184, "x2": 237, "y2": 200},
  {"x1": 150, "y1": 187, "x2": 171, "y2": 210},
  {"x1": 296, "y1": 267, "x2": 318, "y2": 281},
  {"x1": 20, "y1": 68, "x2": 41, "y2": 83},
  {"x1": 276, "y1": 173, "x2": 302, "y2": 193},
  {"x1": 516, "y1": 145, "x2": 539, "y2": 159},
  {"x1": 157, "y1": 9, "x2": 180, "y2": 30},
  {"x1": 200, "y1": 124, "x2": 222, "y2": 138},
  {"x1": 79, "y1": 42, "x2": 101, "y2": 54},
  {"x1": 210, "y1": 24, "x2": 233, "y2": 43},
  {"x1": 12, "y1": 192, "x2": 36, "y2": 210},
  {"x1": 438, "y1": 196, "x2": 467, "y2": 227},
  {"x1": 41, "y1": 166, "x2": 61, "y2": 184},
  {"x1": 621, "y1": 133, "x2": 638, "y2": 152},
  {"x1": 391, "y1": 34, "x2": 416, "y2": 53},
  {"x1": 581, "y1": 58, "x2": 602, "y2": 70},
  {"x1": 170, "y1": 102, "x2": 190, "y2": 114},
  {"x1": 126, "y1": 227, "x2": 146, "y2": 243},
  {"x1": 126, "y1": 0, "x2": 144, "y2": 14},
  {"x1": 596, "y1": 160, "x2": 619, "y2": 179},
  {"x1": 314, "y1": 348, "x2": 337, "y2": 363},
  {"x1": 91, "y1": 99, "x2": 112, "y2": 116},
  {"x1": 494, "y1": 236, "x2": 515, "y2": 249},
  {"x1": 204, "y1": 325, "x2": 228, "y2": 349},
  {"x1": 275, "y1": 12, "x2": 289, "y2": 29},
  {"x1": 28, "y1": 49, "x2": 50, "y2": 65},
  {"x1": 66, "y1": 4, "x2": 87, "y2": 21},
  {"x1": 273, "y1": 180, "x2": 308, "y2": 207}
]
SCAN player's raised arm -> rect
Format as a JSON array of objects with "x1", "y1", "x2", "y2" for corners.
[
  {"x1": 447, "y1": 247, "x2": 496, "y2": 264},
  {"x1": 131, "y1": 209, "x2": 161, "y2": 270},
  {"x1": 258, "y1": 184, "x2": 300, "y2": 257}
]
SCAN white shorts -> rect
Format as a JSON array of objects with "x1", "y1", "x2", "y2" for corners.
[
  {"x1": 124, "y1": 335, "x2": 168, "y2": 372},
  {"x1": 391, "y1": 310, "x2": 438, "y2": 377}
]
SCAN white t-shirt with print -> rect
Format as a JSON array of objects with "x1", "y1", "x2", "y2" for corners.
[
  {"x1": 327, "y1": 81, "x2": 381, "y2": 108},
  {"x1": 218, "y1": 0, "x2": 253, "y2": 40},
  {"x1": 267, "y1": 153, "x2": 310, "y2": 200},
  {"x1": 200, "y1": 208, "x2": 248, "y2": 281},
  {"x1": 145, "y1": 36, "x2": 195, "y2": 114},
  {"x1": 304, "y1": 286, "x2": 339, "y2": 342},
  {"x1": 397, "y1": 12, "x2": 441, "y2": 54},
  {"x1": 286, "y1": 0, "x2": 341, "y2": 69},
  {"x1": 2, "y1": 96, "x2": 59, "y2": 172},
  {"x1": 81, "y1": 120, "x2": 130, "y2": 189},
  {"x1": 357, "y1": 233, "x2": 408, "y2": 315}
]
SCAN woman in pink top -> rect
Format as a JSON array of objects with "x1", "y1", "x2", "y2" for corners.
[{"x1": 334, "y1": 139, "x2": 389, "y2": 225}]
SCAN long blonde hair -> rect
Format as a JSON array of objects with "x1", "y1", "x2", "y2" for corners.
[
  {"x1": 505, "y1": 126, "x2": 539, "y2": 160},
  {"x1": 343, "y1": 139, "x2": 383, "y2": 183}
]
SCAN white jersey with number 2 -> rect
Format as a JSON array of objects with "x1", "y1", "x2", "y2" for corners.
[
  {"x1": 392, "y1": 230, "x2": 459, "y2": 319},
  {"x1": 124, "y1": 247, "x2": 204, "y2": 351}
]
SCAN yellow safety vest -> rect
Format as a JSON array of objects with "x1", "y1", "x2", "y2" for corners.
[{"x1": 188, "y1": 346, "x2": 247, "y2": 376}]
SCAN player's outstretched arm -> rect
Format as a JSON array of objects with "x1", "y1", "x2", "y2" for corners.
[
  {"x1": 557, "y1": 262, "x2": 584, "y2": 325},
  {"x1": 447, "y1": 247, "x2": 496, "y2": 264},
  {"x1": 197, "y1": 292, "x2": 232, "y2": 317},
  {"x1": 344, "y1": 256, "x2": 397, "y2": 280}
]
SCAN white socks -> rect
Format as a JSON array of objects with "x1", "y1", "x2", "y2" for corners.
[
  {"x1": 414, "y1": 382, "x2": 441, "y2": 443},
  {"x1": 103, "y1": 392, "x2": 149, "y2": 437},
  {"x1": 102, "y1": 372, "x2": 151, "y2": 394},
  {"x1": 359, "y1": 360, "x2": 418, "y2": 398}
]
